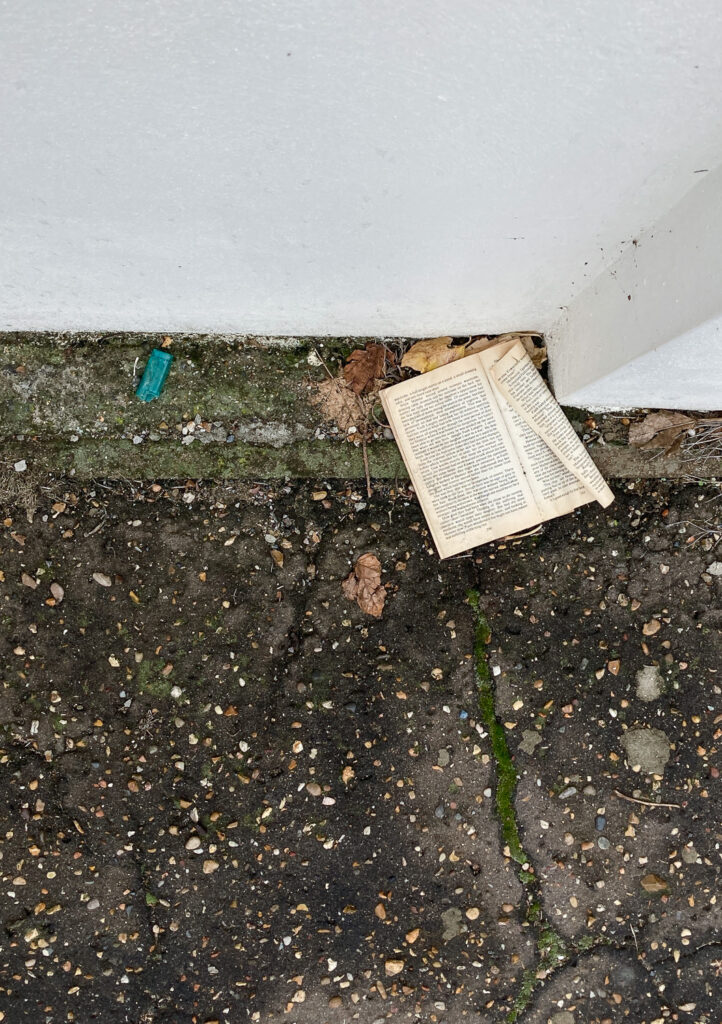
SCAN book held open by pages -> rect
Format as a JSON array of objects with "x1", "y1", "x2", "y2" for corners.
[{"x1": 380, "y1": 337, "x2": 614, "y2": 559}]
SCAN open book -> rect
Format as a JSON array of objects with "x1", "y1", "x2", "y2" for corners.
[{"x1": 380, "y1": 337, "x2": 614, "y2": 559}]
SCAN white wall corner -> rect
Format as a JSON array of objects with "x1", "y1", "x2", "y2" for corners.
[{"x1": 548, "y1": 163, "x2": 722, "y2": 410}]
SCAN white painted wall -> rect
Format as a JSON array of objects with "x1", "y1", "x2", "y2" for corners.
[
  {"x1": 2, "y1": 1, "x2": 722, "y2": 407},
  {"x1": 550, "y1": 164, "x2": 722, "y2": 409}
]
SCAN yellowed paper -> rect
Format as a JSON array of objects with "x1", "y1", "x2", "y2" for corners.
[
  {"x1": 380, "y1": 355, "x2": 540, "y2": 558},
  {"x1": 486, "y1": 341, "x2": 614, "y2": 509},
  {"x1": 381, "y1": 339, "x2": 614, "y2": 558}
]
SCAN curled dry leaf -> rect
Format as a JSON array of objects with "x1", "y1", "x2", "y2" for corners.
[
  {"x1": 466, "y1": 332, "x2": 547, "y2": 369},
  {"x1": 343, "y1": 342, "x2": 388, "y2": 395},
  {"x1": 401, "y1": 332, "x2": 546, "y2": 373},
  {"x1": 342, "y1": 552, "x2": 386, "y2": 617},
  {"x1": 628, "y1": 411, "x2": 695, "y2": 448},
  {"x1": 400, "y1": 336, "x2": 457, "y2": 373}
]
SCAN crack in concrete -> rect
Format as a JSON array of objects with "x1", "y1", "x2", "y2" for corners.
[
  {"x1": 467, "y1": 588, "x2": 721, "y2": 1022},
  {"x1": 468, "y1": 589, "x2": 611, "y2": 1021}
]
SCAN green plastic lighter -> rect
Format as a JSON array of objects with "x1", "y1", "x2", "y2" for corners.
[{"x1": 136, "y1": 349, "x2": 173, "y2": 402}]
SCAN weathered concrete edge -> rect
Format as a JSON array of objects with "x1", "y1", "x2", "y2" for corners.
[
  {"x1": 2, "y1": 332, "x2": 719, "y2": 481},
  {"x1": 3, "y1": 438, "x2": 719, "y2": 481}
]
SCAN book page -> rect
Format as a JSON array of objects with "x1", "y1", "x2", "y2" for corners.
[
  {"x1": 380, "y1": 355, "x2": 541, "y2": 558},
  {"x1": 476, "y1": 340, "x2": 599, "y2": 519},
  {"x1": 482, "y1": 340, "x2": 614, "y2": 510}
]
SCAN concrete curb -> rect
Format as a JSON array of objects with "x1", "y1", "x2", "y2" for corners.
[{"x1": 1, "y1": 334, "x2": 719, "y2": 481}]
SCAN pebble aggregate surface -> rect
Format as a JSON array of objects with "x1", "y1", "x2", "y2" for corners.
[{"x1": 0, "y1": 479, "x2": 719, "y2": 1023}]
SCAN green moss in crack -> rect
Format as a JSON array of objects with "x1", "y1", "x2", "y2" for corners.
[
  {"x1": 468, "y1": 590, "x2": 527, "y2": 866},
  {"x1": 507, "y1": 925, "x2": 568, "y2": 1022},
  {"x1": 507, "y1": 969, "x2": 537, "y2": 1024}
]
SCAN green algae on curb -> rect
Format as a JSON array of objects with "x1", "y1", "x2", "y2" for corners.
[{"x1": 468, "y1": 589, "x2": 528, "y2": 866}]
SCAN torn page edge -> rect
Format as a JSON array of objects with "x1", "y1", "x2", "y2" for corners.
[{"x1": 489, "y1": 345, "x2": 614, "y2": 509}]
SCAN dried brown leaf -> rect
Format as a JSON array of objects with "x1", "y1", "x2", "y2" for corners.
[
  {"x1": 342, "y1": 552, "x2": 386, "y2": 617},
  {"x1": 402, "y1": 332, "x2": 546, "y2": 373},
  {"x1": 309, "y1": 377, "x2": 367, "y2": 433},
  {"x1": 400, "y1": 336, "x2": 458, "y2": 372},
  {"x1": 343, "y1": 342, "x2": 387, "y2": 395},
  {"x1": 628, "y1": 411, "x2": 695, "y2": 447}
]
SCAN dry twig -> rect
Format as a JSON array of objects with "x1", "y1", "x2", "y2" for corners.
[{"x1": 613, "y1": 788, "x2": 681, "y2": 810}]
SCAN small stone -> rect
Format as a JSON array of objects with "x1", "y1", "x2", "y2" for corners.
[
  {"x1": 597, "y1": 836, "x2": 610, "y2": 850},
  {"x1": 465, "y1": 906, "x2": 480, "y2": 920},
  {"x1": 50, "y1": 582, "x2": 64, "y2": 603},
  {"x1": 549, "y1": 1013, "x2": 575, "y2": 1024},
  {"x1": 434, "y1": 804, "x2": 445, "y2": 819},
  {"x1": 641, "y1": 872, "x2": 668, "y2": 893},
  {"x1": 636, "y1": 665, "x2": 664, "y2": 702},
  {"x1": 185, "y1": 836, "x2": 201, "y2": 850},
  {"x1": 519, "y1": 730, "x2": 542, "y2": 755},
  {"x1": 582, "y1": 785, "x2": 596, "y2": 796},
  {"x1": 328, "y1": 996, "x2": 343, "y2": 1008},
  {"x1": 441, "y1": 907, "x2": 465, "y2": 942},
  {"x1": 92, "y1": 572, "x2": 112, "y2": 587},
  {"x1": 202, "y1": 859, "x2": 219, "y2": 874},
  {"x1": 642, "y1": 619, "x2": 661, "y2": 636},
  {"x1": 306, "y1": 782, "x2": 322, "y2": 797},
  {"x1": 385, "y1": 959, "x2": 404, "y2": 976},
  {"x1": 595, "y1": 815, "x2": 606, "y2": 831},
  {"x1": 437, "y1": 749, "x2": 450, "y2": 767},
  {"x1": 86, "y1": 898, "x2": 100, "y2": 910},
  {"x1": 706, "y1": 561, "x2": 722, "y2": 576},
  {"x1": 622, "y1": 728, "x2": 671, "y2": 775},
  {"x1": 558, "y1": 786, "x2": 577, "y2": 800},
  {"x1": 14, "y1": 460, "x2": 27, "y2": 473}
]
